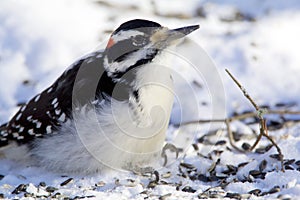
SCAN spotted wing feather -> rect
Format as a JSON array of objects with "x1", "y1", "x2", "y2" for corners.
[{"x1": 0, "y1": 51, "x2": 109, "y2": 146}]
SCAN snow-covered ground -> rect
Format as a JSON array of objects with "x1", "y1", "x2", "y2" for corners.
[{"x1": 1, "y1": 0, "x2": 300, "y2": 199}]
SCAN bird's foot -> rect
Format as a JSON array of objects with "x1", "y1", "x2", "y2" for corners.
[{"x1": 161, "y1": 143, "x2": 180, "y2": 166}]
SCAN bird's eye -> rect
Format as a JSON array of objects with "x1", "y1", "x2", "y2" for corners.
[{"x1": 132, "y1": 35, "x2": 147, "y2": 46}]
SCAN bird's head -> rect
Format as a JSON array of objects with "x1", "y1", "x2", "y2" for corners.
[{"x1": 103, "y1": 19, "x2": 199, "y2": 79}]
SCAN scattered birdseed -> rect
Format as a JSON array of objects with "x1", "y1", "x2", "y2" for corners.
[
  {"x1": 277, "y1": 194, "x2": 292, "y2": 200},
  {"x1": 198, "y1": 174, "x2": 209, "y2": 182},
  {"x1": 159, "y1": 193, "x2": 172, "y2": 200},
  {"x1": 222, "y1": 165, "x2": 238, "y2": 175},
  {"x1": 147, "y1": 180, "x2": 158, "y2": 189},
  {"x1": 267, "y1": 185, "x2": 280, "y2": 194},
  {"x1": 284, "y1": 159, "x2": 295, "y2": 165},
  {"x1": 207, "y1": 160, "x2": 218, "y2": 173},
  {"x1": 248, "y1": 188, "x2": 261, "y2": 196},
  {"x1": 95, "y1": 181, "x2": 106, "y2": 187},
  {"x1": 285, "y1": 165, "x2": 294, "y2": 170},
  {"x1": 255, "y1": 144, "x2": 273, "y2": 154},
  {"x1": 215, "y1": 140, "x2": 226, "y2": 145},
  {"x1": 192, "y1": 143, "x2": 199, "y2": 151},
  {"x1": 12, "y1": 184, "x2": 27, "y2": 194},
  {"x1": 259, "y1": 160, "x2": 267, "y2": 171},
  {"x1": 153, "y1": 170, "x2": 160, "y2": 182},
  {"x1": 39, "y1": 182, "x2": 46, "y2": 187},
  {"x1": 182, "y1": 186, "x2": 196, "y2": 193},
  {"x1": 215, "y1": 172, "x2": 228, "y2": 180},
  {"x1": 180, "y1": 162, "x2": 196, "y2": 170},
  {"x1": 161, "y1": 171, "x2": 172, "y2": 179},
  {"x1": 45, "y1": 186, "x2": 58, "y2": 193},
  {"x1": 295, "y1": 160, "x2": 300, "y2": 166},
  {"x1": 60, "y1": 178, "x2": 74, "y2": 186},
  {"x1": 267, "y1": 120, "x2": 283, "y2": 131},
  {"x1": 52, "y1": 192, "x2": 62, "y2": 198},
  {"x1": 24, "y1": 192, "x2": 33, "y2": 197},
  {"x1": 249, "y1": 170, "x2": 266, "y2": 179},
  {"x1": 225, "y1": 192, "x2": 241, "y2": 199},
  {"x1": 238, "y1": 162, "x2": 249, "y2": 168},
  {"x1": 269, "y1": 154, "x2": 283, "y2": 161},
  {"x1": 241, "y1": 142, "x2": 251, "y2": 151}
]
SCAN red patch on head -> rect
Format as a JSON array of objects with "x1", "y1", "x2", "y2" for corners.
[{"x1": 106, "y1": 37, "x2": 115, "y2": 49}]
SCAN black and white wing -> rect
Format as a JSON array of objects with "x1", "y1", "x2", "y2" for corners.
[{"x1": 0, "y1": 50, "x2": 116, "y2": 147}]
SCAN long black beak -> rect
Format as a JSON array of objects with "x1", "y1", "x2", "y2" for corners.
[
  {"x1": 168, "y1": 24, "x2": 200, "y2": 41},
  {"x1": 172, "y1": 25, "x2": 200, "y2": 36}
]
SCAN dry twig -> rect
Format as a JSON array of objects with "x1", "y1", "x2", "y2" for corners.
[{"x1": 225, "y1": 69, "x2": 285, "y2": 171}]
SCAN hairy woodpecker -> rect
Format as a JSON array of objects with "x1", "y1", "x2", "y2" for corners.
[{"x1": 0, "y1": 19, "x2": 199, "y2": 173}]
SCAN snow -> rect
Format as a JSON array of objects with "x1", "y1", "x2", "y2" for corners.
[{"x1": 1, "y1": 0, "x2": 300, "y2": 199}]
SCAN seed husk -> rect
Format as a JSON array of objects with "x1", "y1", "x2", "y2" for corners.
[
  {"x1": 269, "y1": 154, "x2": 283, "y2": 161},
  {"x1": 284, "y1": 159, "x2": 295, "y2": 165},
  {"x1": 259, "y1": 160, "x2": 267, "y2": 171},
  {"x1": 60, "y1": 178, "x2": 74, "y2": 186},
  {"x1": 268, "y1": 186, "x2": 280, "y2": 194},
  {"x1": 180, "y1": 162, "x2": 196, "y2": 170},
  {"x1": 248, "y1": 189, "x2": 261, "y2": 195},
  {"x1": 182, "y1": 186, "x2": 196, "y2": 193},
  {"x1": 242, "y1": 143, "x2": 251, "y2": 151},
  {"x1": 45, "y1": 186, "x2": 58, "y2": 193},
  {"x1": 215, "y1": 140, "x2": 226, "y2": 145},
  {"x1": 12, "y1": 184, "x2": 27, "y2": 194},
  {"x1": 225, "y1": 192, "x2": 241, "y2": 199}
]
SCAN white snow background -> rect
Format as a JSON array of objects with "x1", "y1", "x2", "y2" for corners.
[{"x1": 0, "y1": 0, "x2": 300, "y2": 199}]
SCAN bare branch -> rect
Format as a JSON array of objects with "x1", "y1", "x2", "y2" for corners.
[
  {"x1": 225, "y1": 68, "x2": 285, "y2": 172},
  {"x1": 225, "y1": 69, "x2": 260, "y2": 112}
]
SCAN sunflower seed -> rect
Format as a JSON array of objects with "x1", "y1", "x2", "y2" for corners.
[
  {"x1": 225, "y1": 192, "x2": 241, "y2": 199},
  {"x1": 159, "y1": 193, "x2": 172, "y2": 200},
  {"x1": 259, "y1": 160, "x2": 267, "y2": 171},
  {"x1": 60, "y1": 178, "x2": 74, "y2": 186},
  {"x1": 285, "y1": 165, "x2": 294, "y2": 170},
  {"x1": 249, "y1": 170, "x2": 261, "y2": 177},
  {"x1": 268, "y1": 186, "x2": 280, "y2": 194},
  {"x1": 248, "y1": 189, "x2": 261, "y2": 195},
  {"x1": 192, "y1": 143, "x2": 199, "y2": 151},
  {"x1": 52, "y1": 192, "x2": 62, "y2": 198},
  {"x1": 182, "y1": 186, "x2": 196, "y2": 193},
  {"x1": 198, "y1": 174, "x2": 209, "y2": 182},
  {"x1": 284, "y1": 159, "x2": 295, "y2": 165},
  {"x1": 45, "y1": 186, "x2": 58, "y2": 193},
  {"x1": 238, "y1": 162, "x2": 249, "y2": 168},
  {"x1": 161, "y1": 171, "x2": 172, "y2": 178},
  {"x1": 147, "y1": 180, "x2": 158, "y2": 189},
  {"x1": 180, "y1": 162, "x2": 196, "y2": 169},
  {"x1": 95, "y1": 181, "x2": 106, "y2": 187},
  {"x1": 269, "y1": 154, "x2": 283, "y2": 161},
  {"x1": 24, "y1": 192, "x2": 33, "y2": 197},
  {"x1": 242, "y1": 143, "x2": 251, "y2": 151},
  {"x1": 12, "y1": 184, "x2": 27, "y2": 194},
  {"x1": 39, "y1": 182, "x2": 46, "y2": 187},
  {"x1": 215, "y1": 140, "x2": 226, "y2": 145},
  {"x1": 295, "y1": 160, "x2": 300, "y2": 166}
]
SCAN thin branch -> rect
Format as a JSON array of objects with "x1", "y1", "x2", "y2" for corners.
[
  {"x1": 225, "y1": 69, "x2": 260, "y2": 112},
  {"x1": 261, "y1": 119, "x2": 284, "y2": 171},
  {"x1": 225, "y1": 68, "x2": 285, "y2": 172},
  {"x1": 225, "y1": 119, "x2": 245, "y2": 152}
]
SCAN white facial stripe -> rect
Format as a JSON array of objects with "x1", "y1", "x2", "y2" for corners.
[
  {"x1": 112, "y1": 30, "x2": 145, "y2": 42},
  {"x1": 104, "y1": 45, "x2": 154, "y2": 77}
]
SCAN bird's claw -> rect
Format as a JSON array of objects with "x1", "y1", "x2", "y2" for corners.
[{"x1": 161, "y1": 143, "x2": 180, "y2": 166}]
